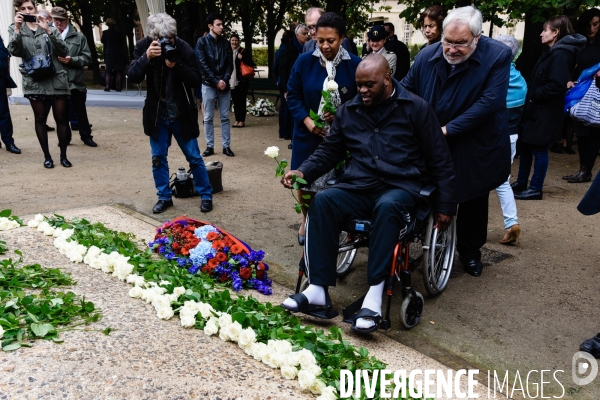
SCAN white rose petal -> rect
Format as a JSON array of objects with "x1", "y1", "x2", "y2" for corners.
[
  {"x1": 126, "y1": 274, "x2": 145, "y2": 287},
  {"x1": 284, "y1": 352, "x2": 300, "y2": 367},
  {"x1": 156, "y1": 306, "x2": 174, "y2": 320},
  {"x1": 34, "y1": 214, "x2": 44, "y2": 222},
  {"x1": 218, "y1": 313, "x2": 232, "y2": 328},
  {"x1": 159, "y1": 280, "x2": 170, "y2": 286},
  {"x1": 309, "y1": 379, "x2": 326, "y2": 395},
  {"x1": 297, "y1": 348, "x2": 317, "y2": 368},
  {"x1": 251, "y1": 342, "x2": 268, "y2": 360},
  {"x1": 36, "y1": 220, "x2": 49, "y2": 232},
  {"x1": 316, "y1": 386, "x2": 338, "y2": 400},
  {"x1": 223, "y1": 321, "x2": 242, "y2": 342},
  {"x1": 281, "y1": 366, "x2": 298, "y2": 380},
  {"x1": 27, "y1": 219, "x2": 40, "y2": 228},
  {"x1": 180, "y1": 314, "x2": 196, "y2": 328},
  {"x1": 204, "y1": 317, "x2": 219, "y2": 336},
  {"x1": 128, "y1": 286, "x2": 144, "y2": 298},
  {"x1": 172, "y1": 286, "x2": 186, "y2": 297},
  {"x1": 298, "y1": 370, "x2": 317, "y2": 391},
  {"x1": 197, "y1": 302, "x2": 215, "y2": 319},
  {"x1": 327, "y1": 80, "x2": 339, "y2": 91},
  {"x1": 268, "y1": 339, "x2": 292, "y2": 355},
  {"x1": 305, "y1": 363, "x2": 322, "y2": 376},
  {"x1": 264, "y1": 146, "x2": 279, "y2": 159},
  {"x1": 238, "y1": 327, "x2": 257, "y2": 348}
]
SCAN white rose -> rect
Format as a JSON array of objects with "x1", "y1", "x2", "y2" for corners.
[
  {"x1": 34, "y1": 214, "x2": 44, "y2": 222},
  {"x1": 218, "y1": 313, "x2": 232, "y2": 328},
  {"x1": 251, "y1": 342, "x2": 268, "y2": 360},
  {"x1": 297, "y1": 348, "x2": 317, "y2": 368},
  {"x1": 61, "y1": 229, "x2": 74, "y2": 238},
  {"x1": 197, "y1": 302, "x2": 215, "y2": 319},
  {"x1": 172, "y1": 286, "x2": 186, "y2": 298},
  {"x1": 262, "y1": 351, "x2": 278, "y2": 368},
  {"x1": 36, "y1": 220, "x2": 49, "y2": 232},
  {"x1": 316, "y1": 386, "x2": 338, "y2": 400},
  {"x1": 152, "y1": 295, "x2": 171, "y2": 310},
  {"x1": 126, "y1": 274, "x2": 145, "y2": 287},
  {"x1": 281, "y1": 366, "x2": 298, "y2": 380},
  {"x1": 0, "y1": 326, "x2": 4, "y2": 338},
  {"x1": 52, "y1": 228, "x2": 63, "y2": 237},
  {"x1": 309, "y1": 379, "x2": 326, "y2": 395},
  {"x1": 89, "y1": 258, "x2": 104, "y2": 270},
  {"x1": 0, "y1": 219, "x2": 9, "y2": 231},
  {"x1": 224, "y1": 321, "x2": 243, "y2": 342},
  {"x1": 159, "y1": 280, "x2": 170, "y2": 286},
  {"x1": 264, "y1": 146, "x2": 279, "y2": 159},
  {"x1": 27, "y1": 219, "x2": 39, "y2": 228},
  {"x1": 284, "y1": 352, "x2": 300, "y2": 367},
  {"x1": 268, "y1": 339, "x2": 292, "y2": 355},
  {"x1": 204, "y1": 317, "x2": 219, "y2": 336},
  {"x1": 238, "y1": 327, "x2": 256, "y2": 348},
  {"x1": 298, "y1": 370, "x2": 317, "y2": 391},
  {"x1": 68, "y1": 252, "x2": 83, "y2": 263},
  {"x1": 305, "y1": 363, "x2": 322, "y2": 376},
  {"x1": 54, "y1": 237, "x2": 66, "y2": 249},
  {"x1": 327, "y1": 80, "x2": 338, "y2": 91},
  {"x1": 128, "y1": 286, "x2": 144, "y2": 298},
  {"x1": 43, "y1": 225, "x2": 55, "y2": 236},
  {"x1": 156, "y1": 306, "x2": 174, "y2": 320},
  {"x1": 180, "y1": 314, "x2": 196, "y2": 328}
]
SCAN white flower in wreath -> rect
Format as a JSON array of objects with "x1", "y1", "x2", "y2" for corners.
[
  {"x1": 267, "y1": 339, "x2": 292, "y2": 355},
  {"x1": 197, "y1": 302, "x2": 215, "y2": 319},
  {"x1": 180, "y1": 314, "x2": 196, "y2": 328},
  {"x1": 283, "y1": 352, "x2": 300, "y2": 367},
  {"x1": 218, "y1": 313, "x2": 232, "y2": 328},
  {"x1": 309, "y1": 378, "x2": 327, "y2": 395},
  {"x1": 84, "y1": 246, "x2": 102, "y2": 264},
  {"x1": 129, "y1": 286, "x2": 144, "y2": 298},
  {"x1": 250, "y1": 342, "x2": 268, "y2": 360},
  {"x1": 304, "y1": 363, "x2": 322, "y2": 376},
  {"x1": 316, "y1": 386, "x2": 338, "y2": 400},
  {"x1": 172, "y1": 286, "x2": 186, "y2": 298},
  {"x1": 237, "y1": 327, "x2": 256, "y2": 349},
  {"x1": 204, "y1": 317, "x2": 219, "y2": 336},
  {"x1": 152, "y1": 294, "x2": 171, "y2": 310},
  {"x1": 156, "y1": 306, "x2": 174, "y2": 320},
  {"x1": 297, "y1": 348, "x2": 317, "y2": 368},
  {"x1": 298, "y1": 369, "x2": 317, "y2": 391},
  {"x1": 281, "y1": 365, "x2": 298, "y2": 380},
  {"x1": 126, "y1": 274, "x2": 145, "y2": 287},
  {"x1": 223, "y1": 321, "x2": 243, "y2": 342}
]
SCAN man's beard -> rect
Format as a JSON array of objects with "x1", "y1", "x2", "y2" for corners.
[{"x1": 443, "y1": 42, "x2": 477, "y2": 65}]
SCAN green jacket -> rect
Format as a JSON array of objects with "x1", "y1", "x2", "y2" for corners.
[
  {"x1": 60, "y1": 24, "x2": 91, "y2": 92},
  {"x1": 7, "y1": 23, "x2": 70, "y2": 96}
]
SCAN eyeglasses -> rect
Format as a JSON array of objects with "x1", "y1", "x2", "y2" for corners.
[
  {"x1": 441, "y1": 35, "x2": 478, "y2": 49},
  {"x1": 307, "y1": 25, "x2": 316, "y2": 32}
]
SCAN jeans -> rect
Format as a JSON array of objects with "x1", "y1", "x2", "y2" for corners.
[
  {"x1": 149, "y1": 117, "x2": 213, "y2": 201},
  {"x1": 516, "y1": 143, "x2": 549, "y2": 191},
  {"x1": 202, "y1": 84, "x2": 231, "y2": 148},
  {"x1": 495, "y1": 141, "x2": 518, "y2": 229}
]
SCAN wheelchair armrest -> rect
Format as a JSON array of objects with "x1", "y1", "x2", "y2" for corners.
[{"x1": 419, "y1": 184, "x2": 437, "y2": 198}]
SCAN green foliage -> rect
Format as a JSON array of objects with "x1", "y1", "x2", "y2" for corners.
[
  {"x1": 252, "y1": 47, "x2": 273, "y2": 66},
  {"x1": 40, "y1": 215, "x2": 418, "y2": 398},
  {"x1": 410, "y1": 44, "x2": 421, "y2": 62},
  {"x1": 95, "y1": 43, "x2": 104, "y2": 60},
  {"x1": 0, "y1": 244, "x2": 106, "y2": 351},
  {"x1": 0, "y1": 209, "x2": 23, "y2": 227}
]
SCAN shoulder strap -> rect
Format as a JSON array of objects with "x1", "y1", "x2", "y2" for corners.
[{"x1": 43, "y1": 33, "x2": 51, "y2": 56}]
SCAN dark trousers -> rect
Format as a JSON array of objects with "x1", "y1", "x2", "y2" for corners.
[
  {"x1": 0, "y1": 85, "x2": 14, "y2": 147},
  {"x1": 456, "y1": 193, "x2": 490, "y2": 262},
  {"x1": 305, "y1": 185, "x2": 415, "y2": 287},
  {"x1": 68, "y1": 89, "x2": 92, "y2": 140},
  {"x1": 577, "y1": 130, "x2": 600, "y2": 171},
  {"x1": 278, "y1": 88, "x2": 292, "y2": 139},
  {"x1": 231, "y1": 80, "x2": 249, "y2": 122},
  {"x1": 517, "y1": 143, "x2": 548, "y2": 191},
  {"x1": 68, "y1": 96, "x2": 78, "y2": 127}
]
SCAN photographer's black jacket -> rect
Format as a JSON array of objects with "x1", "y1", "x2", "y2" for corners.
[
  {"x1": 128, "y1": 36, "x2": 201, "y2": 140},
  {"x1": 195, "y1": 33, "x2": 233, "y2": 88}
]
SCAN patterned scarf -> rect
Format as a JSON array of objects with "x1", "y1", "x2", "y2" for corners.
[{"x1": 312, "y1": 46, "x2": 351, "y2": 134}]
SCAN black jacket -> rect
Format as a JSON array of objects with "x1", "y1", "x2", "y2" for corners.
[
  {"x1": 0, "y1": 34, "x2": 17, "y2": 89},
  {"x1": 278, "y1": 38, "x2": 301, "y2": 91},
  {"x1": 127, "y1": 36, "x2": 201, "y2": 141},
  {"x1": 384, "y1": 35, "x2": 410, "y2": 81},
  {"x1": 298, "y1": 80, "x2": 457, "y2": 217},
  {"x1": 234, "y1": 47, "x2": 255, "y2": 81},
  {"x1": 521, "y1": 34, "x2": 586, "y2": 146},
  {"x1": 195, "y1": 34, "x2": 233, "y2": 88}
]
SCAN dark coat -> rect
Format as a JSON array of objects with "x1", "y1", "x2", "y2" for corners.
[
  {"x1": 298, "y1": 80, "x2": 457, "y2": 217},
  {"x1": 384, "y1": 35, "x2": 410, "y2": 81},
  {"x1": 127, "y1": 37, "x2": 201, "y2": 141},
  {"x1": 287, "y1": 51, "x2": 361, "y2": 169},
  {"x1": 0, "y1": 34, "x2": 17, "y2": 89},
  {"x1": 401, "y1": 36, "x2": 512, "y2": 203},
  {"x1": 233, "y1": 47, "x2": 255, "y2": 81},
  {"x1": 521, "y1": 34, "x2": 586, "y2": 146},
  {"x1": 278, "y1": 36, "x2": 301, "y2": 91},
  {"x1": 578, "y1": 170, "x2": 600, "y2": 215},
  {"x1": 100, "y1": 27, "x2": 126, "y2": 71},
  {"x1": 195, "y1": 34, "x2": 233, "y2": 88}
]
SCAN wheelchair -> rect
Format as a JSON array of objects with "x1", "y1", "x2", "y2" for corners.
[{"x1": 294, "y1": 185, "x2": 456, "y2": 330}]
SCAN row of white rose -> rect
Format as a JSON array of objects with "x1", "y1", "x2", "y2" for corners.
[
  {"x1": 0, "y1": 217, "x2": 20, "y2": 231},
  {"x1": 26, "y1": 214, "x2": 337, "y2": 400}
]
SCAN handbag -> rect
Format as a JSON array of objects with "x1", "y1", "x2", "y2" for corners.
[
  {"x1": 20, "y1": 34, "x2": 55, "y2": 81},
  {"x1": 239, "y1": 49, "x2": 255, "y2": 79},
  {"x1": 570, "y1": 82, "x2": 600, "y2": 127}
]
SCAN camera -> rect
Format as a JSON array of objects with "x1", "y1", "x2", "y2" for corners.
[
  {"x1": 158, "y1": 37, "x2": 178, "y2": 61},
  {"x1": 21, "y1": 13, "x2": 37, "y2": 23}
]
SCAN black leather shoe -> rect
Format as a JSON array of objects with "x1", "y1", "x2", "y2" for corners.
[
  {"x1": 580, "y1": 333, "x2": 600, "y2": 358},
  {"x1": 152, "y1": 199, "x2": 173, "y2": 214},
  {"x1": 200, "y1": 199, "x2": 213, "y2": 212},
  {"x1": 44, "y1": 159, "x2": 54, "y2": 169},
  {"x1": 567, "y1": 169, "x2": 592, "y2": 183},
  {"x1": 510, "y1": 181, "x2": 527, "y2": 193},
  {"x1": 514, "y1": 188, "x2": 543, "y2": 200},
  {"x1": 82, "y1": 138, "x2": 98, "y2": 147},
  {"x1": 202, "y1": 147, "x2": 214, "y2": 157},
  {"x1": 6, "y1": 144, "x2": 21, "y2": 154},
  {"x1": 223, "y1": 147, "x2": 235, "y2": 157},
  {"x1": 460, "y1": 256, "x2": 483, "y2": 277},
  {"x1": 563, "y1": 167, "x2": 585, "y2": 180},
  {"x1": 288, "y1": 143, "x2": 292, "y2": 149},
  {"x1": 46, "y1": 125, "x2": 55, "y2": 132},
  {"x1": 60, "y1": 157, "x2": 72, "y2": 168}
]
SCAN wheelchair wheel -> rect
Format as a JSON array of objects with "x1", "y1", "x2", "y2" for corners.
[
  {"x1": 336, "y1": 231, "x2": 357, "y2": 277},
  {"x1": 400, "y1": 291, "x2": 424, "y2": 329},
  {"x1": 422, "y1": 215, "x2": 456, "y2": 296}
]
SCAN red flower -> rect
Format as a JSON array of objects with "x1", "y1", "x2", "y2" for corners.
[
  {"x1": 201, "y1": 265, "x2": 211, "y2": 274},
  {"x1": 206, "y1": 232, "x2": 220, "y2": 241},
  {"x1": 171, "y1": 242, "x2": 181, "y2": 252},
  {"x1": 219, "y1": 273, "x2": 228, "y2": 282},
  {"x1": 256, "y1": 270, "x2": 265, "y2": 280},
  {"x1": 181, "y1": 248, "x2": 190, "y2": 256},
  {"x1": 212, "y1": 240, "x2": 225, "y2": 250},
  {"x1": 239, "y1": 267, "x2": 252, "y2": 280},
  {"x1": 256, "y1": 262, "x2": 265, "y2": 271},
  {"x1": 215, "y1": 252, "x2": 228, "y2": 262},
  {"x1": 208, "y1": 258, "x2": 219, "y2": 268},
  {"x1": 230, "y1": 244, "x2": 246, "y2": 255}
]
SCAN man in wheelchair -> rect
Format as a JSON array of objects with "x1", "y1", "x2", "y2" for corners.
[{"x1": 280, "y1": 54, "x2": 457, "y2": 334}]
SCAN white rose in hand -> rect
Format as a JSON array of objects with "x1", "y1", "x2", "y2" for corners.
[
  {"x1": 327, "y1": 80, "x2": 338, "y2": 91},
  {"x1": 264, "y1": 146, "x2": 279, "y2": 159}
]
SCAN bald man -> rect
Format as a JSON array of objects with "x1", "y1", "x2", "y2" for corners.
[{"x1": 280, "y1": 54, "x2": 457, "y2": 334}]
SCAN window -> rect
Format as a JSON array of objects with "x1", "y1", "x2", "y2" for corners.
[{"x1": 403, "y1": 23, "x2": 413, "y2": 43}]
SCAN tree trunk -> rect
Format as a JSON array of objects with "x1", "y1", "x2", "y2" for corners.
[
  {"x1": 515, "y1": 13, "x2": 546, "y2": 83},
  {"x1": 79, "y1": 4, "x2": 102, "y2": 85},
  {"x1": 265, "y1": 0, "x2": 288, "y2": 79}
]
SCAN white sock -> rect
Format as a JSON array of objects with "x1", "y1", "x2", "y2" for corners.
[
  {"x1": 283, "y1": 284, "x2": 326, "y2": 308},
  {"x1": 355, "y1": 281, "x2": 384, "y2": 329}
]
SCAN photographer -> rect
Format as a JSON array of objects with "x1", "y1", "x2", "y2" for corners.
[{"x1": 127, "y1": 13, "x2": 213, "y2": 214}]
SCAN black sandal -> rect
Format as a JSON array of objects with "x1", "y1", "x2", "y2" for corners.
[
  {"x1": 281, "y1": 290, "x2": 339, "y2": 320},
  {"x1": 350, "y1": 308, "x2": 382, "y2": 334}
]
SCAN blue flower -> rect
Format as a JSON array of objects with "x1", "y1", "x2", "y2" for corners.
[
  {"x1": 189, "y1": 240, "x2": 216, "y2": 266},
  {"x1": 194, "y1": 225, "x2": 220, "y2": 240},
  {"x1": 230, "y1": 271, "x2": 243, "y2": 291},
  {"x1": 165, "y1": 252, "x2": 175, "y2": 260},
  {"x1": 177, "y1": 258, "x2": 188, "y2": 267},
  {"x1": 188, "y1": 265, "x2": 200, "y2": 274}
]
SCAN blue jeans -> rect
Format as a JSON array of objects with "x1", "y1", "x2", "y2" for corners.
[
  {"x1": 149, "y1": 118, "x2": 213, "y2": 201},
  {"x1": 516, "y1": 142, "x2": 548, "y2": 191},
  {"x1": 202, "y1": 84, "x2": 231, "y2": 148}
]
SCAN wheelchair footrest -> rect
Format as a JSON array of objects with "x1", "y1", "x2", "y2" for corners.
[{"x1": 342, "y1": 294, "x2": 366, "y2": 324}]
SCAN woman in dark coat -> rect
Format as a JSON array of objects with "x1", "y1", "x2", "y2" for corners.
[
  {"x1": 229, "y1": 34, "x2": 255, "y2": 128},
  {"x1": 101, "y1": 18, "x2": 126, "y2": 92},
  {"x1": 513, "y1": 16, "x2": 586, "y2": 200},
  {"x1": 286, "y1": 12, "x2": 361, "y2": 243},
  {"x1": 563, "y1": 8, "x2": 600, "y2": 183}
]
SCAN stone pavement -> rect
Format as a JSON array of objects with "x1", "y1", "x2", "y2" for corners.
[{"x1": 9, "y1": 89, "x2": 146, "y2": 110}]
